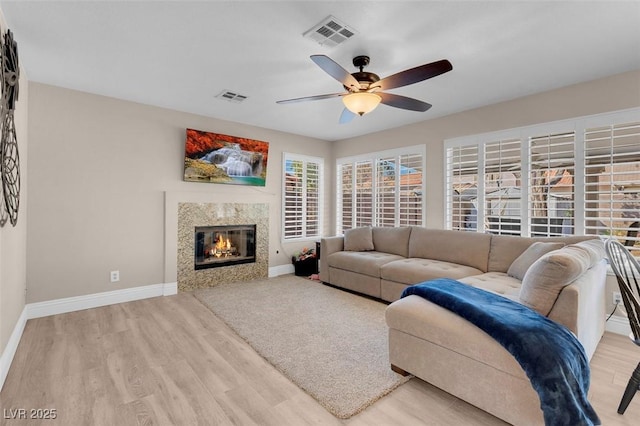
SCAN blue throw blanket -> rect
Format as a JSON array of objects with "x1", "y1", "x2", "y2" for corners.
[{"x1": 401, "y1": 278, "x2": 600, "y2": 426}]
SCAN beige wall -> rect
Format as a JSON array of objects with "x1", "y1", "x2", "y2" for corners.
[
  {"x1": 0, "y1": 16, "x2": 28, "y2": 357},
  {"x1": 27, "y1": 83, "x2": 331, "y2": 303}
]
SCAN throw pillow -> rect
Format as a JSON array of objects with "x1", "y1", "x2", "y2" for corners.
[
  {"x1": 571, "y1": 239, "x2": 605, "y2": 267},
  {"x1": 507, "y1": 241, "x2": 565, "y2": 281},
  {"x1": 519, "y1": 245, "x2": 592, "y2": 316},
  {"x1": 372, "y1": 226, "x2": 412, "y2": 257},
  {"x1": 344, "y1": 226, "x2": 374, "y2": 251}
]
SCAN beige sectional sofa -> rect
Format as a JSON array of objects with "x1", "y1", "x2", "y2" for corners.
[{"x1": 319, "y1": 226, "x2": 607, "y2": 426}]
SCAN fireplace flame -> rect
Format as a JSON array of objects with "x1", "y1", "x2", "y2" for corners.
[
  {"x1": 209, "y1": 234, "x2": 235, "y2": 259},
  {"x1": 216, "y1": 234, "x2": 232, "y2": 251}
]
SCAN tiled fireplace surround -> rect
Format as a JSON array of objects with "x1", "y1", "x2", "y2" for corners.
[{"x1": 165, "y1": 193, "x2": 269, "y2": 291}]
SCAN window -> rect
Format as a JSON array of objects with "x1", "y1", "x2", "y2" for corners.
[
  {"x1": 398, "y1": 153, "x2": 424, "y2": 226},
  {"x1": 376, "y1": 157, "x2": 396, "y2": 228},
  {"x1": 485, "y1": 138, "x2": 522, "y2": 236},
  {"x1": 528, "y1": 132, "x2": 575, "y2": 237},
  {"x1": 354, "y1": 161, "x2": 374, "y2": 227},
  {"x1": 444, "y1": 108, "x2": 640, "y2": 256},
  {"x1": 283, "y1": 153, "x2": 323, "y2": 240},
  {"x1": 339, "y1": 163, "x2": 354, "y2": 231},
  {"x1": 337, "y1": 146, "x2": 425, "y2": 234},
  {"x1": 584, "y1": 121, "x2": 640, "y2": 257},
  {"x1": 445, "y1": 145, "x2": 479, "y2": 231}
]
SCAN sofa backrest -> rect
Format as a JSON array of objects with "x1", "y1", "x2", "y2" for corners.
[
  {"x1": 409, "y1": 228, "x2": 492, "y2": 272},
  {"x1": 372, "y1": 226, "x2": 412, "y2": 257},
  {"x1": 488, "y1": 234, "x2": 598, "y2": 273}
]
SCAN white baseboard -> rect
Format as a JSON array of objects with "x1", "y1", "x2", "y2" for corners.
[
  {"x1": 163, "y1": 282, "x2": 178, "y2": 296},
  {"x1": 0, "y1": 281, "x2": 178, "y2": 392},
  {"x1": 269, "y1": 264, "x2": 294, "y2": 277},
  {"x1": 0, "y1": 307, "x2": 28, "y2": 392},
  {"x1": 26, "y1": 282, "x2": 178, "y2": 319},
  {"x1": 605, "y1": 315, "x2": 632, "y2": 336}
]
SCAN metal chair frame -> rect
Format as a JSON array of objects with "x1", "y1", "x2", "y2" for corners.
[{"x1": 605, "y1": 239, "x2": 640, "y2": 415}]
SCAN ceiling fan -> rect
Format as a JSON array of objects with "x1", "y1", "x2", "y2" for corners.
[{"x1": 276, "y1": 55, "x2": 452, "y2": 123}]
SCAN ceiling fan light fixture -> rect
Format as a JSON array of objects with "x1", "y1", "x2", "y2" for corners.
[{"x1": 342, "y1": 92, "x2": 381, "y2": 116}]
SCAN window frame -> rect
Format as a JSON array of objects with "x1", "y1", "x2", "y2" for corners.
[
  {"x1": 336, "y1": 145, "x2": 426, "y2": 234},
  {"x1": 282, "y1": 152, "x2": 324, "y2": 242},
  {"x1": 444, "y1": 108, "x2": 640, "y2": 247}
]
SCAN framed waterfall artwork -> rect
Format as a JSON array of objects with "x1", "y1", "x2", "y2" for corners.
[{"x1": 183, "y1": 128, "x2": 269, "y2": 186}]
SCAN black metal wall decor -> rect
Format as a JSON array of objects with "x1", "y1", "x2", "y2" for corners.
[{"x1": 0, "y1": 29, "x2": 20, "y2": 227}]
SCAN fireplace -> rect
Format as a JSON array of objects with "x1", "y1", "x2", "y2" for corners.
[
  {"x1": 194, "y1": 224, "x2": 256, "y2": 270},
  {"x1": 175, "y1": 201, "x2": 268, "y2": 291}
]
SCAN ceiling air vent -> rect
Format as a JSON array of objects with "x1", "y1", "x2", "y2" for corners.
[
  {"x1": 303, "y1": 15, "x2": 357, "y2": 48},
  {"x1": 215, "y1": 90, "x2": 248, "y2": 103}
]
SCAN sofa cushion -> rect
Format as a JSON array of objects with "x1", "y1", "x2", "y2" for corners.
[
  {"x1": 408, "y1": 228, "x2": 491, "y2": 272},
  {"x1": 458, "y1": 272, "x2": 522, "y2": 301},
  {"x1": 344, "y1": 226, "x2": 374, "y2": 251},
  {"x1": 381, "y1": 258, "x2": 483, "y2": 285},
  {"x1": 488, "y1": 234, "x2": 596, "y2": 273},
  {"x1": 327, "y1": 251, "x2": 404, "y2": 277},
  {"x1": 372, "y1": 226, "x2": 412, "y2": 257},
  {"x1": 519, "y1": 244, "x2": 594, "y2": 316},
  {"x1": 507, "y1": 241, "x2": 565, "y2": 280}
]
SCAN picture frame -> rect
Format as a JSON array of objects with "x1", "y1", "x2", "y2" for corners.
[{"x1": 183, "y1": 128, "x2": 269, "y2": 186}]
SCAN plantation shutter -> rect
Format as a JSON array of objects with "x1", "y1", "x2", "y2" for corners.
[
  {"x1": 584, "y1": 121, "x2": 640, "y2": 256},
  {"x1": 354, "y1": 161, "x2": 373, "y2": 227},
  {"x1": 283, "y1": 154, "x2": 323, "y2": 240},
  {"x1": 305, "y1": 161, "x2": 320, "y2": 236},
  {"x1": 446, "y1": 145, "x2": 479, "y2": 231},
  {"x1": 398, "y1": 153, "x2": 423, "y2": 226},
  {"x1": 284, "y1": 158, "x2": 303, "y2": 239},
  {"x1": 376, "y1": 158, "x2": 396, "y2": 227},
  {"x1": 337, "y1": 147, "x2": 425, "y2": 233},
  {"x1": 445, "y1": 108, "x2": 640, "y2": 242},
  {"x1": 338, "y1": 163, "x2": 354, "y2": 233},
  {"x1": 528, "y1": 132, "x2": 576, "y2": 237},
  {"x1": 484, "y1": 139, "x2": 522, "y2": 235}
]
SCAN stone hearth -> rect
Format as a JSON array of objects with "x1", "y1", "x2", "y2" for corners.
[{"x1": 177, "y1": 202, "x2": 268, "y2": 291}]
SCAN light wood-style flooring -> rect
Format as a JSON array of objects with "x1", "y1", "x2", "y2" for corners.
[{"x1": 1, "y1": 291, "x2": 639, "y2": 425}]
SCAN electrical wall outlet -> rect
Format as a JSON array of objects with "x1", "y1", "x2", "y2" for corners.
[
  {"x1": 613, "y1": 291, "x2": 622, "y2": 305},
  {"x1": 110, "y1": 270, "x2": 120, "y2": 283}
]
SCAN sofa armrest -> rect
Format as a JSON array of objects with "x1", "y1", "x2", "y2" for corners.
[
  {"x1": 547, "y1": 259, "x2": 606, "y2": 360},
  {"x1": 547, "y1": 284, "x2": 579, "y2": 335},
  {"x1": 319, "y1": 236, "x2": 344, "y2": 282}
]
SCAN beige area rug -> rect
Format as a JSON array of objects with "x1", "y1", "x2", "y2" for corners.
[{"x1": 193, "y1": 274, "x2": 411, "y2": 419}]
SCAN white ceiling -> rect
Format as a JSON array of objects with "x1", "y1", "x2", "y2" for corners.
[{"x1": 1, "y1": 1, "x2": 639, "y2": 141}]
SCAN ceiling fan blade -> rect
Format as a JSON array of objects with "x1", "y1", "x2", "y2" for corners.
[
  {"x1": 311, "y1": 55, "x2": 360, "y2": 90},
  {"x1": 339, "y1": 108, "x2": 357, "y2": 124},
  {"x1": 376, "y1": 59, "x2": 452, "y2": 91},
  {"x1": 276, "y1": 92, "x2": 345, "y2": 104},
  {"x1": 379, "y1": 93, "x2": 432, "y2": 112}
]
